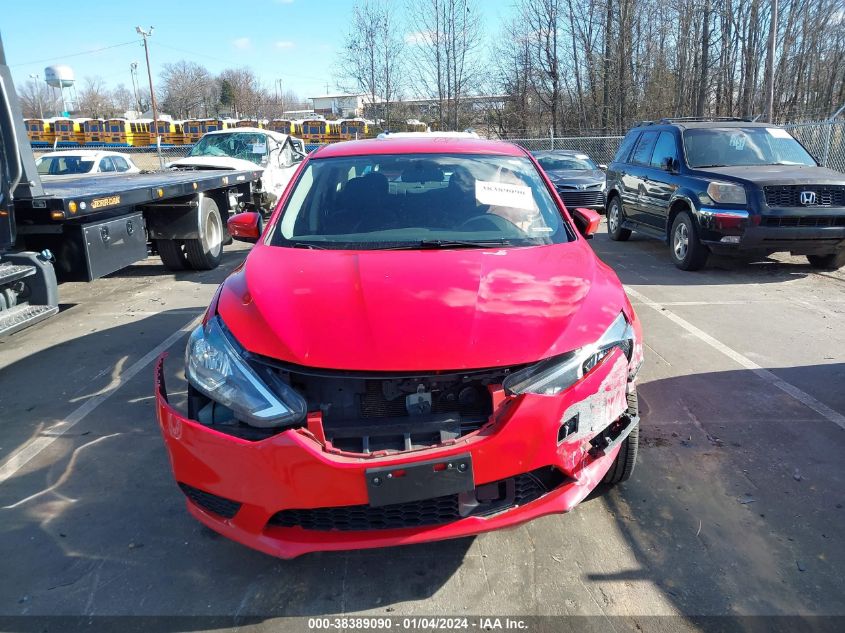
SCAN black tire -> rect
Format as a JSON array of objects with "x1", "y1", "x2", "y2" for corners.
[
  {"x1": 607, "y1": 196, "x2": 631, "y2": 241},
  {"x1": 155, "y1": 239, "x2": 189, "y2": 271},
  {"x1": 603, "y1": 390, "x2": 639, "y2": 485},
  {"x1": 184, "y1": 198, "x2": 224, "y2": 270},
  {"x1": 669, "y1": 210, "x2": 709, "y2": 271},
  {"x1": 806, "y1": 252, "x2": 845, "y2": 270}
]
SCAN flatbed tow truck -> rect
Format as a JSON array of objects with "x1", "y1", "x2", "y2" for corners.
[{"x1": 0, "y1": 34, "x2": 264, "y2": 336}]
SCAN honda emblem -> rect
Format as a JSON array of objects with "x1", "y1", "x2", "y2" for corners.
[{"x1": 800, "y1": 191, "x2": 817, "y2": 206}]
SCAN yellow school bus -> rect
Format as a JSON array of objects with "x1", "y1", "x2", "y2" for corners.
[
  {"x1": 337, "y1": 118, "x2": 368, "y2": 140},
  {"x1": 82, "y1": 118, "x2": 107, "y2": 144},
  {"x1": 150, "y1": 119, "x2": 187, "y2": 146},
  {"x1": 51, "y1": 118, "x2": 82, "y2": 146},
  {"x1": 234, "y1": 119, "x2": 263, "y2": 129},
  {"x1": 24, "y1": 118, "x2": 55, "y2": 146},
  {"x1": 299, "y1": 117, "x2": 329, "y2": 143},
  {"x1": 267, "y1": 119, "x2": 296, "y2": 135}
]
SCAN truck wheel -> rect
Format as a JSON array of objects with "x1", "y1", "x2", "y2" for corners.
[
  {"x1": 670, "y1": 211, "x2": 709, "y2": 271},
  {"x1": 155, "y1": 239, "x2": 189, "y2": 271},
  {"x1": 806, "y1": 252, "x2": 845, "y2": 270},
  {"x1": 603, "y1": 389, "x2": 639, "y2": 485},
  {"x1": 607, "y1": 197, "x2": 631, "y2": 241},
  {"x1": 184, "y1": 198, "x2": 224, "y2": 270}
]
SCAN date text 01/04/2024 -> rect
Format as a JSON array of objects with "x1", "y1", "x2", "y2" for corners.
[{"x1": 306, "y1": 617, "x2": 529, "y2": 630}]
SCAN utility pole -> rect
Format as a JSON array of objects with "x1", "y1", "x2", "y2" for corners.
[
  {"x1": 764, "y1": 0, "x2": 778, "y2": 122},
  {"x1": 29, "y1": 74, "x2": 43, "y2": 118},
  {"x1": 136, "y1": 26, "x2": 163, "y2": 168}
]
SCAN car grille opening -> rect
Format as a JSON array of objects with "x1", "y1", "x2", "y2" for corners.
[
  {"x1": 761, "y1": 215, "x2": 845, "y2": 228},
  {"x1": 556, "y1": 189, "x2": 605, "y2": 208},
  {"x1": 266, "y1": 466, "x2": 567, "y2": 532},
  {"x1": 249, "y1": 359, "x2": 513, "y2": 453},
  {"x1": 178, "y1": 483, "x2": 242, "y2": 519},
  {"x1": 764, "y1": 185, "x2": 845, "y2": 208}
]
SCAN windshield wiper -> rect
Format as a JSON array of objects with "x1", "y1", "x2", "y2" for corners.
[
  {"x1": 287, "y1": 241, "x2": 327, "y2": 249},
  {"x1": 695, "y1": 164, "x2": 729, "y2": 168},
  {"x1": 386, "y1": 239, "x2": 515, "y2": 250}
]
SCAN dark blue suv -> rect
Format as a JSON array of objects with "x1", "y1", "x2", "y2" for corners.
[{"x1": 605, "y1": 118, "x2": 845, "y2": 270}]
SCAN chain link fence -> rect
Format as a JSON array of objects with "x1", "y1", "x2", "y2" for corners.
[
  {"x1": 783, "y1": 120, "x2": 845, "y2": 172},
  {"x1": 30, "y1": 120, "x2": 845, "y2": 173},
  {"x1": 32, "y1": 145, "x2": 194, "y2": 172},
  {"x1": 504, "y1": 136, "x2": 623, "y2": 165}
]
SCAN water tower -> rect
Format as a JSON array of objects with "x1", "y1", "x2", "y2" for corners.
[{"x1": 44, "y1": 65, "x2": 76, "y2": 115}]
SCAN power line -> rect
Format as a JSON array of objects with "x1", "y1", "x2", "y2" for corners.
[{"x1": 10, "y1": 41, "x2": 137, "y2": 67}]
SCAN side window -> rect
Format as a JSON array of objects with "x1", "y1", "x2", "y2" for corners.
[
  {"x1": 650, "y1": 132, "x2": 679, "y2": 169},
  {"x1": 99, "y1": 157, "x2": 115, "y2": 172},
  {"x1": 112, "y1": 157, "x2": 130, "y2": 172},
  {"x1": 630, "y1": 131, "x2": 659, "y2": 166},
  {"x1": 613, "y1": 131, "x2": 640, "y2": 163}
]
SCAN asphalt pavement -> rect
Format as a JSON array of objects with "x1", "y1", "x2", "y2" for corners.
[{"x1": 1, "y1": 226, "x2": 843, "y2": 631}]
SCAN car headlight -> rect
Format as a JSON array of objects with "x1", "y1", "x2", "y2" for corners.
[
  {"x1": 703, "y1": 181, "x2": 747, "y2": 205},
  {"x1": 186, "y1": 316, "x2": 306, "y2": 428},
  {"x1": 503, "y1": 313, "x2": 635, "y2": 396}
]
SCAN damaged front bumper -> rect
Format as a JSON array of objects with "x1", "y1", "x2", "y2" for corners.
[{"x1": 155, "y1": 349, "x2": 638, "y2": 559}]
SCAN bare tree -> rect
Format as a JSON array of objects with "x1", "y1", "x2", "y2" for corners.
[
  {"x1": 18, "y1": 80, "x2": 57, "y2": 119},
  {"x1": 408, "y1": 0, "x2": 483, "y2": 130},
  {"x1": 336, "y1": 0, "x2": 404, "y2": 128},
  {"x1": 159, "y1": 60, "x2": 217, "y2": 119},
  {"x1": 76, "y1": 76, "x2": 112, "y2": 118},
  {"x1": 217, "y1": 68, "x2": 264, "y2": 118}
]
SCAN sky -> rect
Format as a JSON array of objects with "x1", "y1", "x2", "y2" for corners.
[{"x1": 2, "y1": 0, "x2": 512, "y2": 102}]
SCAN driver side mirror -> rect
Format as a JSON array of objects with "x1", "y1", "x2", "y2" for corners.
[
  {"x1": 571, "y1": 207, "x2": 601, "y2": 239},
  {"x1": 661, "y1": 157, "x2": 678, "y2": 172},
  {"x1": 227, "y1": 211, "x2": 262, "y2": 243}
]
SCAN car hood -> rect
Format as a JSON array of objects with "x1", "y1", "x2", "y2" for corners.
[
  {"x1": 167, "y1": 156, "x2": 263, "y2": 171},
  {"x1": 216, "y1": 241, "x2": 627, "y2": 371},
  {"x1": 693, "y1": 165, "x2": 845, "y2": 186},
  {"x1": 548, "y1": 169, "x2": 606, "y2": 186}
]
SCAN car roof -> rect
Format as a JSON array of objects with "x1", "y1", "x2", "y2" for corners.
[
  {"x1": 314, "y1": 136, "x2": 528, "y2": 158},
  {"x1": 632, "y1": 121, "x2": 776, "y2": 131},
  {"x1": 532, "y1": 149, "x2": 592, "y2": 157},
  {"x1": 38, "y1": 150, "x2": 131, "y2": 158}
]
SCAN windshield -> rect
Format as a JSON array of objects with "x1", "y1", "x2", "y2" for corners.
[
  {"x1": 271, "y1": 153, "x2": 571, "y2": 250},
  {"x1": 683, "y1": 127, "x2": 817, "y2": 168},
  {"x1": 536, "y1": 154, "x2": 598, "y2": 171},
  {"x1": 188, "y1": 132, "x2": 269, "y2": 165},
  {"x1": 36, "y1": 156, "x2": 95, "y2": 175}
]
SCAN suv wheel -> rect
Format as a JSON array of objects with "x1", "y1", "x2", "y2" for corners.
[
  {"x1": 670, "y1": 211, "x2": 709, "y2": 271},
  {"x1": 806, "y1": 252, "x2": 845, "y2": 270},
  {"x1": 607, "y1": 197, "x2": 631, "y2": 241}
]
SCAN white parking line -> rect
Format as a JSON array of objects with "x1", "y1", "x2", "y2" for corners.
[
  {"x1": 625, "y1": 286, "x2": 845, "y2": 431},
  {"x1": 0, "y1": 315, "x2": 203, "y2": 485}
]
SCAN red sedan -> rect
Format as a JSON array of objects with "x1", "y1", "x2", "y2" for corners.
[{"x1": 155, "y1": 135, "x2": 644, "y2": 559}]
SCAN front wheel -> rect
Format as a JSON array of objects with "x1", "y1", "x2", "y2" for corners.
[
  {"x1": 607, "y1": 197, "x2": 631, "y2": 241},
  {"x1": 669, "y1": 211, "x2": 709, "y2": 271},
  {"x1": 184, "y1": 197, "x2": 224, "y2": 270},
  {"x1": 806, "y1": 252, "x2": 845, "y2": 270},
  {"x1": 603, "y1": 389, "x2": 639, "y2": 485}
]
